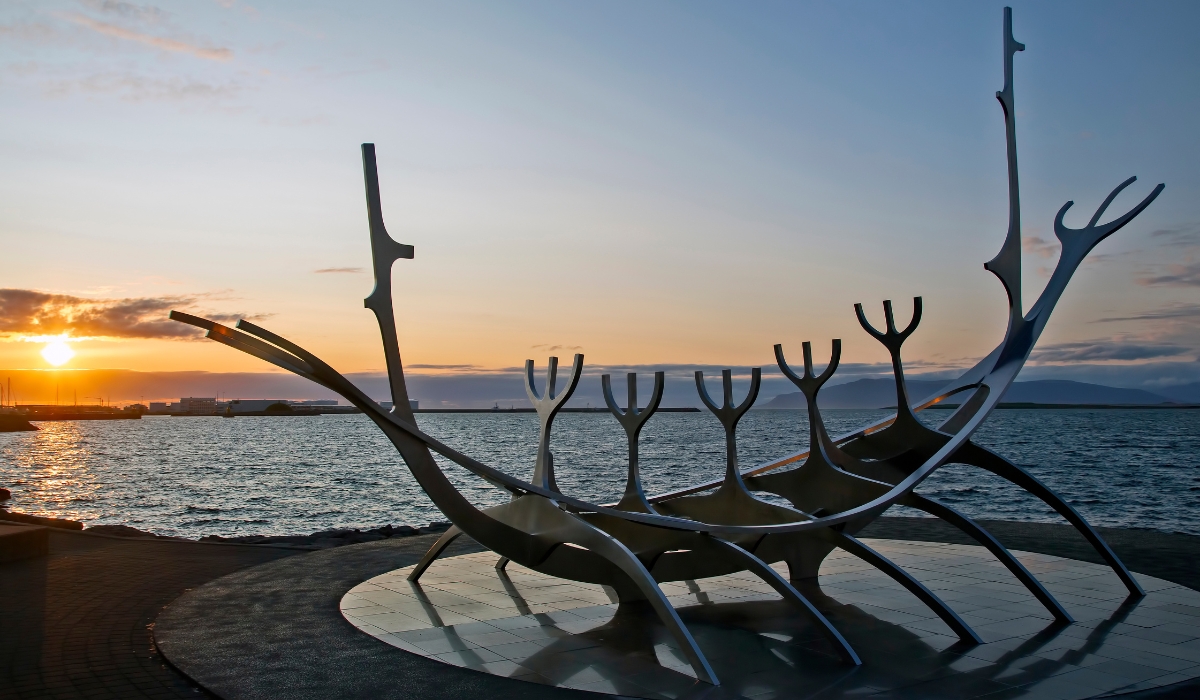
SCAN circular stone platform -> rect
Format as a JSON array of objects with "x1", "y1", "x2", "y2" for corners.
[{"x1": 341, "y1": 540, "x2": 1200, "y2": 699}]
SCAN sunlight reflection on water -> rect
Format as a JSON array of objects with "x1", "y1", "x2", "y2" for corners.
[{"x1": 1, "y1": 409, "x2": 1197, "y2": 537}]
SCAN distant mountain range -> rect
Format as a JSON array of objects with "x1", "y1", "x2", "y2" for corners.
[{"x1": 760, "y1": 378, "x2": 1199, "y2": 410}]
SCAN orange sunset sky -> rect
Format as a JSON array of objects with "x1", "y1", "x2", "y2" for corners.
[{"x1": 2, "y1": 2, "x2": 1199, "y2": 404}]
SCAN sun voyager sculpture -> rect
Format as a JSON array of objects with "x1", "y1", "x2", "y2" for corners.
[{"x1": 172, "y1": 8, "x2": 1163, "y2": 685}]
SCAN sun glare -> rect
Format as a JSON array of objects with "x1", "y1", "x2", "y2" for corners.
[{"x1": 42, "y1": 339, "x2": 75, "y2": 367}]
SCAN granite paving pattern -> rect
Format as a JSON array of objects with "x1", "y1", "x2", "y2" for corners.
[{"x1": 857, "y1": 518, "x2": 1200, "y2": 592}]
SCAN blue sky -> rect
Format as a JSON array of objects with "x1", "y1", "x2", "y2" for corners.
[{"x1": 2, "y1": 1, "x2": 1199, "y2": 403}]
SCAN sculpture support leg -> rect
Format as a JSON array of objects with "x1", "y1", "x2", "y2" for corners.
[
  {"x1": 558, "y1": 517, "x2": 720, "y2": 685},
  {"x1": 707, "y1": 537, "x2": 861, "y2": 665},
  {"x1": 905, "y1": 493, "x2": 1073, "y2": 623},
  {"x1": 832, "y1": 532, "x2": 982, "y2": 644},
  {"x1": 955, "y1": 441, "x2": 1144, "y2": 597},
  {"x1": 408, "y1": 525, "x2": 463, "y2": 582}
]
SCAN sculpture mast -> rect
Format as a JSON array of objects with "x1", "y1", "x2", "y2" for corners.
[
  {"x1": 361, "y1": 143, "x2": 419, "y2": 420},
  {"x1": 984, "y1": 7, "x2": 1026, "y2": 338}
]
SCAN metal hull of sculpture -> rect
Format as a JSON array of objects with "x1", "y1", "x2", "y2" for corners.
[{"x1": 171, "y1": 8, "x2": 1162, "y2": 687}]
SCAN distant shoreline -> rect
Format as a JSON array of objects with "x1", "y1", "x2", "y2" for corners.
[
  {"x1": 411, "y1": 406, "x2": 701, "y2": 413},
  {"x1": 919, "y1": 402, "x2": 1200, "y2": 410},
  {"x1": 755, "y1": 402, "x2": 1200, "y2": 411}
]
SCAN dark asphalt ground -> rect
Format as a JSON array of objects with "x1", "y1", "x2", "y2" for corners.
[
  {"x1": 3, "y1": 519, "x2": 1198, "y2": 699},
  {"x1": 0, "y1": 530, "x2": 297, "y2": 700}
]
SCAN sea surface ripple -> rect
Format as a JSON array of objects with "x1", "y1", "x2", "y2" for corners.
[{"x1": 1, "y1": 409, "x2": 1197, "y2": 537}]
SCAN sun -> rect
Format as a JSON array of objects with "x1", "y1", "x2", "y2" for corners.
[{"x1": 42, "y1": 339, "x2": 75, "y2": 367}]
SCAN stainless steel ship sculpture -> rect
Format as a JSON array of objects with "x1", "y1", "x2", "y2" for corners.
[{"x1": 171, "y1": 9, "x2": 1163, "y2": 685}]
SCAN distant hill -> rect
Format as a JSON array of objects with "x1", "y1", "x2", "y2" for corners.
[
  {"x1": 760, "y1": 378, "x2": 1180, "y2": 410},
  {"x1": 762, "y1": 379, "x2": 945, "y2": 409},
  {"x1": 1003, "y1": 380, "x2": 1176, "y2": 406},
  {"x1": 1157, "y1": 382, "x2": 1200, "y2": 404}
]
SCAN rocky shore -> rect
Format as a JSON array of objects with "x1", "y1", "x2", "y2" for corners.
[
  {"x1": 0, "y1": 506, "x2": 450, "y2": 549},
  {"x1": 195, "y1": 522, "x2": 452, "y2": 549}
]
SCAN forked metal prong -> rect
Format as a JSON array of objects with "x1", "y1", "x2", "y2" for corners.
[
  {"x1": 525, "y1": 354, "x2": 584, "y2": 491},
  {"x1": 695, "y1": 368, "x2": 760, "y2": 421},
  {"x1": 776, "y1": 340, "x2": 840, "y2": 390},
  {"x1": 855, "y1": 298, "x2": 922, "y2": 348},
  {"x1": 604, "y1": 372, "x2": 665, "y2": 513},
  {"x1": 1054, "y1": 177, "x2": 1165, "y2": 252}
]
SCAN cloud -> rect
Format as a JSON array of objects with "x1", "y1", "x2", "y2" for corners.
[
  {"x1": 1097, "y1": 303, "x2": 1200, "y2": 323},
  {"x1": 406, "y1": 364, "x2": 491, "y2": 371},
  {"x1": 1137, "y1": 260, "x2": 1200, "y2": 287},
  {"x1": 0, "y1": 22, "x2": 57, "y2": 42},
  {"x1": 81, "y1": 0, "x2": 168, "y2": 24},
  {"x1": 530, "y1": 344, "x2": 584, "y2": 352},
  {"x1": 313, "y1": 267, "x2": 363, "y2": 274},
  {"x1": 1022, "y1": 236, "x2": 1058, "y2": 259},
  {"x1": 1031, "y1": 340, "x2": 1192, "y2": 364},
  {"x1": 0, "y1": 289, "x2": 260, "y2": 340},
  {"x1": 1150, "y1": 223, "x2": 1200, "y2": 247},
  {"x1": 59, "y1": 12, "x2": 232, "y2": 61},
  {"x1": 47, "y1": 73, "x2": 241, "y2": 101},
  {"x1": 1085, "y1": 250, "x2": 1139, "y2": 265}
]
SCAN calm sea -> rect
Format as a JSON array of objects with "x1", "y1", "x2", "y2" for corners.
[{"x1": 1, "y1": 409, "x2": 1197, "y2": 537}]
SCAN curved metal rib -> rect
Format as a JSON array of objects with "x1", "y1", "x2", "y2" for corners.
[
  {"x1": 832, "y1": 532, "x2": 982, "y2": 644},
  {"x1": 408, "y1": 525, "x2": 463, "y2": 582},
  {"x1": 953, "y1": 441, "x2": 1144, "y2": 597},
  {"x1": 603, "y1": 372, "x2": 665, "y2": 513},
  {"x1": 706, "y1": 537, "x2": 861, "y2": 665},
  {"x1": 902, "y1": 494, "x2": 1072, "y2": 622},
  {"x1": 768, "y1": 337, "x2": 1068, "y2": 623},
  {"x1": 557, "y1": 515, "x2": 719, "y2": 685},
  {"x1": 173, "y1": 308, "x2": 1158, "y2": 575}
]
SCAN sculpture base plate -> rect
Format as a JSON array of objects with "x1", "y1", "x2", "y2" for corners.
[{"x1": 341, "y1": 539, "x2": 1200, "y2": 699}]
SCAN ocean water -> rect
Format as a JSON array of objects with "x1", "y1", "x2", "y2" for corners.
[{"x1": 1, "y1": 409, "x2": 1198, "y2": 537}]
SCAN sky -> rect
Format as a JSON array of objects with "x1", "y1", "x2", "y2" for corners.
[{"x1": 2, "y1": 1, "x2": 1199, "y2": 405}]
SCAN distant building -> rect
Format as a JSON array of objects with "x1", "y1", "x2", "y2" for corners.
[
  {"x1": 178, "y1": 397, "x2": 216, "y2": 415},
  {"x1": 149, "y1": 402, "x2": 171, "y2": 414},
  {"x1": 379, "y1": 400, "x2": 419, "y2": 410},
  {"x1": 222, "y1": 399, "x2": 338, "y2": 413},
  {"x1": 227, "y1": 399, "x2": 287, "y2": 414}
]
